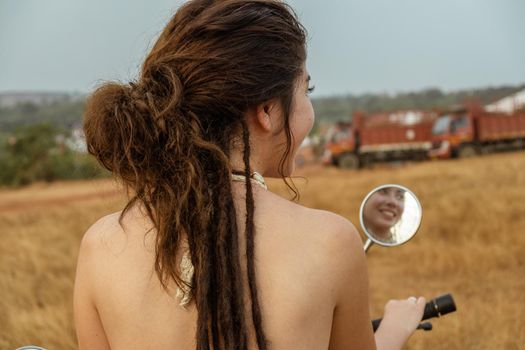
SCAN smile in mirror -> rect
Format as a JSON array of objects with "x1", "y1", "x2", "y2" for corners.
[{"x1": 363, "y1": 187, "x2": 406, "y2": 242}]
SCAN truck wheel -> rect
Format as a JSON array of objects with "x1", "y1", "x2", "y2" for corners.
[
  {"x1": 338, "y1": 153, "x2": 359, "y2": 169},
  {"x1": 414, "y1": 151, "x2": 427, "y2": 161},
  {"x1": 458, "y1": 144, "x2": 478, "y2": 158}
]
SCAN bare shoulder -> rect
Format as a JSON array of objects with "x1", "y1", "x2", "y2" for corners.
[
  {"x1": 77, "y1": 205, "x2": 157, "y2": 278},
  {"x1": 76, "y1": 208, "x2": 147, "y2": 292},
  {"x1": 76, "y1": 211, "x2": 127, "y2": 294},
  {"x1": 266, "y1": 190, "x2": 362, "y2": 253},
  {"x1": 260, "y1": 190, "x2": 365, "y2": 283},
  {"x1": 302, "y1": 207, "x2": 360, "y2": 241},
  {"x1": 79, "y1": 206, "x2": 149, "y2": 257},
  {"x1": 80, "y1": 211, "x2": 124, "y2": 250},
  {"x1": 298, "y1": 206, "x2": 366, "y2": 276}
]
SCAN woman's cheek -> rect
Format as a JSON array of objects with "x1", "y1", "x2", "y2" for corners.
[{"x1": 307, "y1": 103, "x2": 315, "y2": 133}]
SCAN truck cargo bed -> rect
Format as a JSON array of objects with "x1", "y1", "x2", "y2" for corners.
[
  {"x1": 476, "y1": 112, "x2": 525, "y2": 142},
  {"x1": 359, "y1": 123, "x2": 433, "y2": 152}
]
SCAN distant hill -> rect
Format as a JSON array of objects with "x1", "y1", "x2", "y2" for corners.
[
  {"x1": 1, "y1": 84, "x2": 524, "y2": 134},
  {"x1": 312, "y1": 84, "x2": 525, "y2": 124},
  {"x1": 0, "y1": 92, "x2": 84, "y2": 108},
  {"x1": 0, "y1": 98, "x2": 85, "y2": 133}
]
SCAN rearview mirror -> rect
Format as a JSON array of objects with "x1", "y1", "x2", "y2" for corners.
[{"x1": 360, "y1": 184, "x2": 422, "y2": 252}]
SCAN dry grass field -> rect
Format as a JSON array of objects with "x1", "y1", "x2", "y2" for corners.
[{"x1": 1, "y1": 152, "x2": 525, "y2": 349}]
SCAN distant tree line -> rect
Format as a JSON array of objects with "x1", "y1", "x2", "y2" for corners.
[
  {"x1": 1, "y1": 84, "x2": 523, "y2": 134},
  {"x1": 312, "y1": 84, "x2": 525, "y2": 124},
  {"x1": 0, "y1": 123, "x2": 108, "y2": 187},
  {"x1": 0, "y1": 99, "x2": 85, "y2": 132}
]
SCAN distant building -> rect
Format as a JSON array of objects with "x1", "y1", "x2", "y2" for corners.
[
  {"x1": 485, "y1": 89, "x2": 525, "y2": 114},
  {"x1": 67, "y1": 126, "x2": 87, "y2": 153}
]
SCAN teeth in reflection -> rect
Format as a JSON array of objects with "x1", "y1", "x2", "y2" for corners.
[{"x1": 381, "y1": 210, "x2": 395, "y2": 218}]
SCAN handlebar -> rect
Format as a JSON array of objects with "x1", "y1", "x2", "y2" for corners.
[{"x1": 372, "y1": 294, "x2": 456, "y2": 332}]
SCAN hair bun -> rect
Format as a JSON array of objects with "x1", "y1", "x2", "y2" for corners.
[{"x1": 83, "y1": 82, "x2": 149, "y2": 181}]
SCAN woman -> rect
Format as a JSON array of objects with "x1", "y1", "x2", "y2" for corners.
[
  {"x1": 362, "y1": 187, "x2": 406, "y2": 243},
  {"x1": 74, "y1": 1, "x2": 425, "y2": 349}
]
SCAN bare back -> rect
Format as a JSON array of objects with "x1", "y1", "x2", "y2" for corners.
[{"x1": 74, "y1": 184, "x2": 372, "y2": 350}]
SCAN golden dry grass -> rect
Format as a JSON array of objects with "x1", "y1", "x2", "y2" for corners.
[{"x1": 1, "y1": 152, "x2": 525, "y2": 349}]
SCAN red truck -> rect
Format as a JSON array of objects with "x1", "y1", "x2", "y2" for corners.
[
  {"x1": 323, "y1": 110, "x2": 436, "y2": 168},
  {"x1": 428, "y1": 106, "x2": 525, "y2": 159}
]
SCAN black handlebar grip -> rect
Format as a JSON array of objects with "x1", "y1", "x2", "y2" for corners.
[
  {"x1": 422, "y1": 294, "x2": 456, "y2": 320},
  {"x1": 372, "y1": 293, "x2": 457, "y2": 331}
]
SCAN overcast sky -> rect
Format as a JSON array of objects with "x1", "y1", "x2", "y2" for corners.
[{"x1": 1, "y1": 0, "x2": 524, "y2": 97}]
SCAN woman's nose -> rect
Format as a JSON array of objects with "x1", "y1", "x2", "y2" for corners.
[{"x1": 385, "y1": 195, "x2": 398, "y2": 208}]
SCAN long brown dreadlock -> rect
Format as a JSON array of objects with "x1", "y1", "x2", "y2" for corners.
[{"x1": 83, "y1": 1, "x2": 306, "y2": 349}]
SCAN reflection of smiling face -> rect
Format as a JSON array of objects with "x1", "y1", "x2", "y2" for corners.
[{"x1": 363, "y1": 187, "x2": 406, "y2": 237}]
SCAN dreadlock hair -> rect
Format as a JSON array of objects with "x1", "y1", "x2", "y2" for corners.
[{"x1": 83, "y1": 0, "x2": 306, "y2": 349}]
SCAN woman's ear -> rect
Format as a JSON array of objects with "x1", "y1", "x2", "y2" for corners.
[{"x1": 253, "y1": 99, "x2": 281, "y2": 133}]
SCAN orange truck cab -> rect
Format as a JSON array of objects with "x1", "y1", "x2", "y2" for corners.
[
  {"x1": 322, "y1": 122, "x2": 359, "y2": 168},
  {"x1": 429, "y1": 106, "x2": 525, "y2": 159},
  {"x1": 428, "y1": 109, "x2": 476, "y2": 158}
]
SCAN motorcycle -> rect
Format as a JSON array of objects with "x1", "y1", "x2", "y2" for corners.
[{"x1": 359, "y1": 184, "x2": 457, "y2": 332}]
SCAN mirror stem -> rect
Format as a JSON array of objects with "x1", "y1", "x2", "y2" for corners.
[{"x1": 364, "y1": 239, "x2": 374, "y2": 253}]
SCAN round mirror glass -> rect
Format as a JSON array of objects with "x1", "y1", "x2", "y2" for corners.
[{"x1": 359, "y1": 184, "x2": 422, "y2": 247}]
